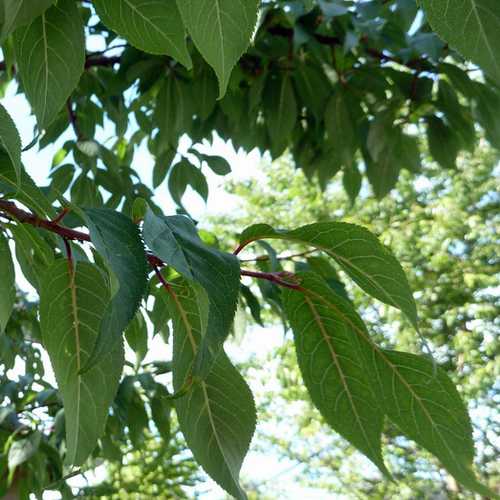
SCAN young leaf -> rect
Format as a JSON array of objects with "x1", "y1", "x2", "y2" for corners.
[
  {"x1": 0, "y1": 103, "x2": 21, "y2": 186},
  {"x1": 0, "y1": 0, "x2": 54, "y2": 43},
  {"x1": 93, "y1": 0, "x2": 192, "y2": 69},
  {"x1": 143, "y1": 210, "x2": 240, "y2": 377},
  {"x1": 283, "y1": 272, "x2": 389, "y2": 476},
  {"x1": 0, "y1": 232, "x2": 15, "y2": 334},
  {"x1": 39, "y1": 260, "x2": 124, "y2": 466},
  {"x1": 297, "y1": 273, "x2": 492, "y2": 496},
  {"x1": 422, "y1": 0, "x2": 500, "y2": 85},
  {"x1": 167, "y1": 278, "x2": 255, "y2": 500},
  {"x1": 13, "y1": 0, "x2": 85, "y2": 129},
  {"x1": 239, "y1": 222, "x2": 418, "y2": 328},
  {"x1": 176, "y1": 0, "x2": 260, "y2": 97},
  {"x1": 82, "y1": 208, "x2": 149, "y2": 371}
]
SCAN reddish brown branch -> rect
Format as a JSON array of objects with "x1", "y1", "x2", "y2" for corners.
[{"x1": 241, "y1": 269, "x2": 302, "y2": 290}]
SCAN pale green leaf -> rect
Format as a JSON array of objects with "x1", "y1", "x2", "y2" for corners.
[
  {"x1": 13, "y1": 0, "x2": 85, "y2": 129},
  {"x1": 167, "y1": 278, "x2": 255, "y2": 500},
  {"x1": 0, "y1": 103, "x2": 21, "y2": 186},
  {"x1": 8, "y1": 432, "x2": 41, "y2": 471},
  {"x1": 39, "y1": 260, "x2": 124, "y2": 466},
  {"x1": 283, "y1": 272, "x2": 390, "y2": 476},
  {"x1": 239, "y1": 222, "x2": 418, "y2": 328},
  {"x1": 0, "y1": 232, "x2": 15, "y2": 333},
  {"x1": 422, "y1": 0, "x2": 500, "y2": 84},
  {"x1": 93, "y1": 0, "x2": 191, "y2": 68},
  {"x1": 176, "y1": 0, "x2": 260, "y2": 97},
  {"x1": 82, "y1": 208, "x2": 149, "y2": 371},
  {"x1": 143, "y1": 210, "x2": 240, "y2": 377}
]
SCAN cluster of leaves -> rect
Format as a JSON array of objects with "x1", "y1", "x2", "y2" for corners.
[
  {"x1": 0, "y1": 0, "x2": 499, "y2": 499},
  {"x1": 213, "y1": 146, "x2": 499, "y2": 497}
]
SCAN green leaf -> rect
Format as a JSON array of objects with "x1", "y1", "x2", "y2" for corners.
[
  {"x1": 176, "y1": 0, "x2": 260, "y2": 97},
  {"x1": 201, "y1": 154, "x2": 231, "y2": 176},
  {"x1": 0, "y1": 0, "x2": 54, "y2": 43},
  {"x1": 151, "y1": 389, "x2": 172, "y2": 443},
  {"x1": 263, "y1": 73, "x2": 297, "y2": 156},
  {"x1": 13, "y1": 0, "x2": 85, "y2": 129},
  {"x1": 93, "y1": 0, "x2": 191, "y2": 69},
  {"x1": 240, "y1": 284, "x2": 263, "y2": 326},
  {"x1": 297, "y1": 274, "x2": 492, "y2": 496},
  {"x1": 82, "y1": 208, "x2": 148, "y2": 371},
  {"x1": 283, "y1": 272, "x2": 389, "y2": 476},
  {"x1": 0, "y1": 151, "x2": 54, "y2": 218},
  {"x1": 239, "y1": 222, "x2": 418, "y2": 328},
  {"x1": 143, "y1": 210, "x2": 240, "y2": 377},
  {"x1": 0, "y1": 103, "x2": 21, "y2": 186},
  {"x1": 342, "y1": 165, "x2": 362, "y2": 205},
  {"x1": 125, "y1": 311, "x2": 148, "y2": 366},
  {"x1": 426, "y1": 115, "x2": 460, "y2": 170},
  {"x1": 166, "y1": 278, "x2": 255, "y2": 500},
  {"x1": 370, "y1": 349, "x2": 493, "y2": 497},
  {"x1": 0, "y1": 232, "x2": 15, "y2": 334},
  {"x1": 168, "y1": 159, "x2": 208, "y2": 206},
  {"x1": 39, "y1": 260, "x2": 124, "y2": 466},
  {"x1": 294, "y1": 62, "x2": 332, "y2": 120},
  {"x1": 422, "y1": 0, "x2": 500, "y2": 84},
  {"x1": 325, "y1": 88, "x2": 359, "y2": 167}
]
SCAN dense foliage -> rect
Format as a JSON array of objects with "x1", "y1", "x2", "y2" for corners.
[{"x1": 0, "y1": 1, "x2": 498, "y2": 498}]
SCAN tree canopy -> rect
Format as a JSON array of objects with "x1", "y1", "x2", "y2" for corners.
[{"x1": 0, "y1": 1, "x2": 499, "y2": 498}]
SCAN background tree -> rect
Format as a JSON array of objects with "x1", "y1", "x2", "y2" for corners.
[{"x1": 0, "y1": 1, "x2": 499, "y2": 498}]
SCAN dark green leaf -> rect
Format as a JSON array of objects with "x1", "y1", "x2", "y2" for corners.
[
  {"x1": 82, "y1": 208, "x2": 148, "y2": 371},
  {"x1": 168, "y1": 159, "x2": 208, "y2": 205},
  {"x1": 143, "y1": 210, "x2": 240, "y2": 377},
  {"x1": 283, "y1": 272, "x2": 389, "y2": 476},
  {"x1": 426, "y1": 115, "x2": 460, "y2": 170},
  {"x1": 201, "y1": 154, "x2": 231, "y2": 176},
  {"x1": 167, "y1": 278, "x2": 255, "y2": 500},
  {"x1": 0, "y1": 232, "x2": 15, "y2": 334},
  {"x1": 8, "y1": 432, "x2": 41, "y2": 471},
  {"x1": 0, "y1": 103, "x2": 21, "y2": 186},
  {"x1": 176, "y1": 0, "x2": 260, "y2": 97},
  {"x1": 39, "y1": 260, "x2": 124, "y2": 466},
  {"x1": 125, "y1": 311, "x2": 148, "y2": 366},
  {"x1": 94, "y1": 0, "x2": 191, "y2": 69},
  {"x1": 13, "y1": 0, "x2": 85, "y2": 129},
  {"x1": 342, "y1": 165, "x2": 362, "y2": 205}
]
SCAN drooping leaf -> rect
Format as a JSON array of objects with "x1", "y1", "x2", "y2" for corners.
[
  {"x1": 166, "y1": 278, "x2": 255, "y2": 500},
  {"x1": 125, "y1": 311, "x2": 148, "y2": 366},
  {"x1": 39, "y1": 260, "x2": 124, "y2": 466},
  {"x1": 239, "y1": 222, "x2": 418, "y2": 328},
  {"x1": 426, "y1": 115, "x2": 460, "y2": 170},
  {"x1": 240, "y1": 284, "x2": 263, "y2": 326},
  {"x1": 294, "y1": 62, "x2": 332, "y2": 120},
  {"x1": 201, "y1": 154, "x2": 231, "y2": 176},
  {"x1": 296, "y1": 273, "x2": 492, "y2": 496},
  {"x1": 168, "y1": 159, "x2": 208, "y2": 206},
  {"x1": 143, "y1": 210, "x2": 240, "y2": 377},
  {"x1": 422, "y1": 0, "x2": 500, "y2": 84},
  {"x1": 93, "y1": 0, "x2": 191, "y2": 69},
  {"x1": 283, "y1": 272, "x2": 389, "y2": 476},
  {"x1": 13, "y1": 0, "x2": 85, "y2": 129},
  {"x1": 0, "y1": 232, "x2": 15, "y2": 333},
  {"x1": 176, "y1": 0, "x2": 260, "y2": 97},
  {"x1": 82, "y1": 208, "x2": 148, "y2": 371},
  {"x1": 264, "y1": 73, "x2": 298, "y2": 156},
  {"x1": 0, "y1": 103, "x2": 21, "y2": 186},
  {"x1": 8, "y1": 432, "x2": 41, "y2": 471},
  {"x1": 342, "y1": 164, "x2": 362, "y2": 205},
  {"x1": 0, "y1": 0, "x2": 54, "y2": 43}
]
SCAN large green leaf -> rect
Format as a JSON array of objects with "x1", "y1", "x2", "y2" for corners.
[
  {"x1": 239, "y1": 222, "x2": 418, "y2": 329},
  {"x1": 0, "y1": 103, "x2": 21, "y2": 186},
  {"x1": 167, "y1": 278, "x2": 255, "y2": 500},
  {"x1": 176, "y1": 0, "x2": 260, "y2": 97},
  {"x1": 13, "y1": 0, "x2": 85, "y2": 129},
  {"x1": 298, "y1": 275, "x2": 492, "y2": 496},
  {"x1": 39, "y1": 260, "x2": 124, "y2": 466},
  {"x1": 0, "y1": 232, "x2": 15, "y2": 334},
  {"x1": 82, "y1": 208, "x2": 148, "y2": 371},
  {"x1": 143, "y1": 210, "x2": 240, "y2": 377},
  {"x1": 422, "y1": 0, "x2": 500, "y2": 85},
  {"x1": 0, "y1": 0, "x2": 54, "y2": 43},
  {"x1": 283, "y1": 272, "x2": 389, "y2": 476},
  {"x1": 93, "y1": 0, "x2": 191, "y2": 68}
]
